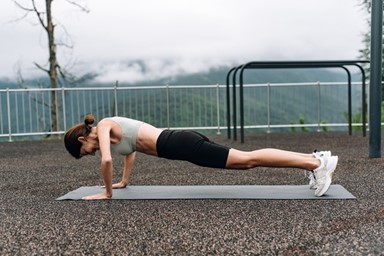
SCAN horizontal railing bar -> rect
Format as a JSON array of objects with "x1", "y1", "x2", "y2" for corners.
[
  {"x1": 243, "y1": 81, "x2": 362, "y2": 88},
  {"x1": 0, "y1": 131, "x2": 64, "y2": 137},
  {"x1": 0, "y1": 87, "x2": 63, "y2": 93},
  {"x1": 0, "y1": 82, "x2": 363, "y2": 93},
  {"x1": 244, "y1": 123, "x2": 372, "y2": 129},
  {"x1": 0, "y1": 84, "x2": 227, "y2": 93}
]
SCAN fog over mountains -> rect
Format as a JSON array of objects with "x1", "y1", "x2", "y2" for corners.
[{"x1": 0, "y1": 58, "x2": 363, "y2": 89}]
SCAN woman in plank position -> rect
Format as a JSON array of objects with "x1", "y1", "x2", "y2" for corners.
[{"x1": 64, "y1": 114, "x2": 338, "y2": 200}]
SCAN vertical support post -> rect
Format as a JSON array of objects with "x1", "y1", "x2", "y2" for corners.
[
  {"x1": 226, "y1": 68, "x2": 235, "y2": 139},
  {"x1": 0, "y1": 91, "x2": 3, "y2": 134},
  {"x1": 232, "y1": 67, "x2": 240, "y2": 141},
  {"x1": 6, "y1": 88, "x2": 12, "y2": 142},
  {"x1": 239, "y1": 68, "x2": 245, "y2": 143},
  {"x1": 360, "y1": 66, "x2": 367, "y2": 137},
  {"x1": 216, "y1": 84, "x2": 221, "y2": 134},
  {"x1": 346, "y1": 69, "x2": 352, "y2": 135},
  {"x1": 369, "y1": 0, "x2": 383, "y2": 158}
]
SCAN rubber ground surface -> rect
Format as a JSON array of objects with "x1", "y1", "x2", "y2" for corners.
[{"x1": 0, "y1": 132, "x2": 383, "y2": 255}]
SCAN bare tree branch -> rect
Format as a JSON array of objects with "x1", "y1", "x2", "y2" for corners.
[
  {"x1": 57, "y1": 64, "x2": 67, "y2": 80},
  {"x1": 10, "y1": 0, "x2": 35, "y2": 23},
  {"x1": 34, "y1": 62, "x2": 50, "y2": 74},
  {"x1": 12, "y1": 0, "x2": 34, "y2": 12},
  {"x1": 16, "y1": 68, "x2": 50, "y2": 109},
  {"x1": 7, "y1": 13, "x2": 29, "y2": 25},
  {"x1": 65, "y1": 0, "x2": 90, "y2": 13},
  {"x1": 31, "y1": 0, "x2": 48, "y2": 32},
  {"x1": 16, "y1": 67, "x2": 27, "y2": 89},
  {"x1": 55, "y1": 23, "x2": 74, "y2": 49}
]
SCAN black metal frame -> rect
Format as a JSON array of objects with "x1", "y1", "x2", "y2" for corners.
[{"x1": 226, "y1": 60, "x2": 369, "y2": 142}]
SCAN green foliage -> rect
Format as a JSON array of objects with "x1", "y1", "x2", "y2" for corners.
[
  {"x1": 382, "y1": 101, "x2": 384, "y2": 123},
  {"x1": 358, "y1": 0, "x2": 384, "y2": 101},
  {"x1": 343, "y1": 108, "x2": 366, "y2": 132},
  {"x1": 289, "y1": 116, "x2": 309, "y2": 132},
  {"x1": 299, "y1": 115, "x2": 309, "y2": 132},
  {"x1": 290, "y1": 117, "x2": 329, "y2": 132},
  {"x1": 320, "y1": 121, "x2": 329, "y2": 132}
]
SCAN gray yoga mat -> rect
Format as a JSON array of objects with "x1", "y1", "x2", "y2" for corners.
[{"x1": 56, "y1": 184, "x2": 355, "y2": 200}]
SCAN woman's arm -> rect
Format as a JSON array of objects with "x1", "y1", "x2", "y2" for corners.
[
  {"x1": 83, "y1": 120, "x2": 114, "y2": 200},
  {"x1": 112, "y1": 152, "x2": 136, "y2": 188}
]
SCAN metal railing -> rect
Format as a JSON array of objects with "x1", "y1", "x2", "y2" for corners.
[{"x1": 0, "y1": 82, "x2": 365, "y2": 142}]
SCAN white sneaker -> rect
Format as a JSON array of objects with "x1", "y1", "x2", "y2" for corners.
[
  {"x1": 313, "y1": 150, "x2": 331, "y2": 158},
  {"x1": 308, "y1": 171, "x2": 317, "y2": 190},
  {"x1": 307, "y1": 150, "x2": 332, "y2": 190},
  {"x1": 313, "y1": 155, "x2": 338, "y2": 197}
]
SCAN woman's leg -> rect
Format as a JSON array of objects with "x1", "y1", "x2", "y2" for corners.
[{"x1": 225, "y1": 148, "x2": 320, "y2": 170}]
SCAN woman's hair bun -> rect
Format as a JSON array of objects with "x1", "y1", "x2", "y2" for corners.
[{"x1": 84, "y1": 114, "x2": 95, "y2": 126}]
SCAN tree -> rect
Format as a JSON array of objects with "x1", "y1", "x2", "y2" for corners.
[
  {"x1": 358, "y1": 0, "x2": 384, "y2": 101},
  {"x1": 12, "y1": 0, "x2": 89, "y2": 133}
]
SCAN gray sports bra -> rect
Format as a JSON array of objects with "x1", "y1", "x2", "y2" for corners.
[{"x1": 105, "y1": 117, "x2": 144, "y2": 155}]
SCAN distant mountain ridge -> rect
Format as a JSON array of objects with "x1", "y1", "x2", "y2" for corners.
[{"x1": 0, "y1": 64, "x2": 361, "y2": 88}]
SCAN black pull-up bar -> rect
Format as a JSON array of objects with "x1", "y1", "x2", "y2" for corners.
[{"x1": 226, "y1": 60, "x2": 369, "y2": 143}]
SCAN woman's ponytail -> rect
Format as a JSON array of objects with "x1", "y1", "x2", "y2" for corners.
[{"x1": 84, "y1": 114, "x2": 95, "y2": 132}]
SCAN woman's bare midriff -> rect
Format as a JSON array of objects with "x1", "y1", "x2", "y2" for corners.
[{"x1": 135, "y1": 123, "x2": 163, "y2": 156}]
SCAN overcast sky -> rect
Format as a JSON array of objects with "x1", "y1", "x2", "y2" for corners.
[{"x1": 0, "y1": 0, "x2": 368, "y2": 83}]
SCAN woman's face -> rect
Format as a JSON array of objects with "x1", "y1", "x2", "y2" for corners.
[{"x1": 78, "y1": 136, "x2": 99, "y2": 157}]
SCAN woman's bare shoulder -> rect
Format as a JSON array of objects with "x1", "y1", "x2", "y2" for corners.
[
  {"x1": 97, "y1": 118, "x2": 122, "y2": 143},
  {"x1": 98, "y1": 117, "x2": 116, "y2": 125},
  {"x1": 96, "y1": 118, "x2": 119, "y2": 132}
]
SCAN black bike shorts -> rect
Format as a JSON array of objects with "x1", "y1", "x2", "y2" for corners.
[{"x1": 156, "y1": 130, "x2": 230, "y2": 169}]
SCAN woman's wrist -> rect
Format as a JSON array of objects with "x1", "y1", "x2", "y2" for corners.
[{"x1": 105, "y1": 191, "x2": 113, "y2": 198}]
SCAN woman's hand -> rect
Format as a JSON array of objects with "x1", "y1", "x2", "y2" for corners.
[
  {"x1": 82, "y1": 192, "x2": 111, "y2": 200},
  {"x1": 111, "y1": 181, "x2": 128, "y2": 189}
]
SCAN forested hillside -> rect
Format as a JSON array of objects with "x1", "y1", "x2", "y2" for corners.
[{"x1": 0, "y1": 64, "x2": 359, "y2": 88}]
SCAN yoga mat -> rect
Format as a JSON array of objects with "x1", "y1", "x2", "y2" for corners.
[{"x1": 56, "y1": 184, "x2": 355, "y2": 200}]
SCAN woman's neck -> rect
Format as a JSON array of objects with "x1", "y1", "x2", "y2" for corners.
[{"x1": 88, "y1": 127, "x2": 98, "y2": 140}]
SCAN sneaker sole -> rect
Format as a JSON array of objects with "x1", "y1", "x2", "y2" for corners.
[
  {"x1": 309, "y1": 183, "x2": 317, "y2": 190},
  {"x1": 315, "y1": 156, "x2": 338, "y2": 197},
  {"x1": 309, "y1": 177, "x2": 317, "y2": 190}
]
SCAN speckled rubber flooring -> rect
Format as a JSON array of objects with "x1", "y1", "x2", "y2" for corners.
[{"x1": 0, "y1": 132, "x2": 383, "y2": 255}]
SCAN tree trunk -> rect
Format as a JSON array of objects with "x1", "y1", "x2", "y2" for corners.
[{"x1": 46, "y1": 0, "x2": 59, "y2": 132}]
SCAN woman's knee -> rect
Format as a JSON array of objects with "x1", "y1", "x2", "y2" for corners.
[{"x1": 226, "y1": 149, "x2": 255, "y2": 169}]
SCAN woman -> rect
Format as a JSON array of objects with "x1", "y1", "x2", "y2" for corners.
[{"x1": 64, "y1": 115, "x2": 338, "y2": 200}]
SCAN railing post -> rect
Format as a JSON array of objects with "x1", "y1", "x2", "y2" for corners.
[
  {"x1": 216, "y1": 84, "x2": 221, "y2": 134},
  {"x1": 6, "y1": 88, "x2": 12, "y2": 142},
  {"x1": 267, "y1": 83, "x2": 271, "y2": 133},
  {"x1": 114, "y1": 81, "x2": 118, "y2": 116},
  {"x1": 62, "y1": 87, "x2": 67, "y2": 132},
  {"x1": 317, "y1": 81, "x2": 321, "y2": 132},
  {"x1": 166, "y1": 84, "x2": 170, "y2": 129}
]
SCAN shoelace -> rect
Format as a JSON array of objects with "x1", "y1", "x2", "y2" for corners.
[{"x1": 304, "y1": 150, "x2": 327, "y2": 182}]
